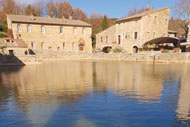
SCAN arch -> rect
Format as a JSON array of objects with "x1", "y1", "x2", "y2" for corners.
[
  {"x1": 101, "y1": 46, "x2": 112, "y2": 53},
  {"x1": 78, "y1": 38, "x2": 85, "y2": 45},
  {"x1": 132, "y1": 46, "x2": 138, "y2": 53},
  {"x1": 79, "y1": 44, "x2": 85, "y2": 51}
]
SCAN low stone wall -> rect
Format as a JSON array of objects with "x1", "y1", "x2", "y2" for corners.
[
  {"x1": 32, "y1": 50, "x2": 190, "y2": 63},
  {"x1": 0, "y1": 54, "x2": 25, "y2": 66},
  {"x1": 2, "y1": 50, "x2": 190, "y2": 66}
]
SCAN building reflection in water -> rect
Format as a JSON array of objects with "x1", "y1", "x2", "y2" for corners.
[
  {"x1": 0, "y1": 61, "x2": 190, "y2": 124},
  {"x1": 177, "y1": 64, "x2": 190, "y2": 121}
]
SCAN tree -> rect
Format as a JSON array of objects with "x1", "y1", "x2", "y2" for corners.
[
  {"x1": 46, "y1": 0, "x2": 57, "y2": 17},
  {"x1": 72, "y1": 8, "x2": 87, "y2": 20},
  {"x1": 127, "y1": 6, "x2": 147, "y2": 17},
  {"x1": 56, "y1": 1, "x2": 73, "y2": 19},
  {"x1": 102, "y1": 15, "x2": 108, "y2": 30},
  {"x1": 0, "y1": 0, "x2": 18, "y2": 20},
  {"x1": 174, "y1": 0, "x2": 190, "y2": 38},
  {"x1": 169, "y1": 17, "x2": 187, "y2": 37},
  {"x1": 25, "y1": 3, "x2": 42, "y2": 16}
]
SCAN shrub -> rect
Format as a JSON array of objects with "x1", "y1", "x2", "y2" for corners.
[
  {"x1": 112, "y1": 47, "x2": 123, "y2": 53},
  {"x1": 161, "y1": 49, "x2": 169, "y2": 53}
]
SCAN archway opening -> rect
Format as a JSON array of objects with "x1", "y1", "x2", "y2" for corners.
[
  {"x1": 132, "y1": 46, "x2": 138, "y2": 53},
  {"x1": 79, "y1": 44, "x2": 85, "y2": 51},
  {"x1": 102, "y1": 46, "x2": 112, "y2": 53}
]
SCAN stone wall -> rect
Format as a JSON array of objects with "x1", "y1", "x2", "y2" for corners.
[
  {"x1": 96, "y1": 25, "x2": 116, "y2": 49},
  {"x1": 2, "y1": 50, "x2": 190, "y2": 65},
  {"x1": 31, "y1": 50, "x2": 190, "y2": 63},
  {"x1": 0, "y1": 54, "x2": 24, "y2": 66}
]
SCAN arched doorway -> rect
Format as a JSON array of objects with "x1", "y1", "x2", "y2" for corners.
[
  {"x1": 101, "y1": 46, "x2": 112, "y2": 53},
  {"x1": 79, "y1": 44, "x2": 85, "y2": 51},
  {"x1": 132, "y1": 46, "x2": 138, "y2": 53}
]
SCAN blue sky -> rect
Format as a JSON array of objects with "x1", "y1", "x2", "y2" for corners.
[
  {"x1": 67, "y1": 0, "x2": 177, "y2": 18},
  {"x1": 19, "y1": 0, "x2": 177, "y2": 18}
]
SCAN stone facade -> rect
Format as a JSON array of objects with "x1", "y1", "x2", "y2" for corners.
[
  {"x1": 96, "y1": 25, "x2": 116, "y2": 50},
  {"x1": 7, "y1": 15, "x2": 93, "y2": 52},
  {"x1": 96, "y1": 8, "x2": 170, "y2": 53}
]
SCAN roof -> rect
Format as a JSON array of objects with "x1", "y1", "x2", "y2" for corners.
[
  {"x1": 116, "y1": 8, "x2": 170, "y2": 23},
  {"x1": 168, "y1": 30, "x2": 177, "y2": 34},
  {"x1": 7, "y1": 15, "x2": 92, "y2": 27},
  {"x1": 96, "y1": 25, "x2": 116, "y2": 35},
  {"x1": 181, "y1": 42, "x2": 190, "y2": 46},
  {"x1": 0, "y1": 38, "x2": 27, "y2": 48},
  {"x1": 143, "y1": 37, "x2": 180, "y2": 46}
]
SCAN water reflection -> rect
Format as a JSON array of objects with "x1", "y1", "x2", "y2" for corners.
[{"x1": 0, "y1": 61, "x2": 190, "y2": 126}]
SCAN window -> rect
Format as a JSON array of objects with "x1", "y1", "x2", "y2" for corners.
[
  {"x1": 60, "y1": 27, "x2": 63, "y2": 34},
  {"x1": 154, "y1": 16, "x2": 157, "y2": 24},
  {"x1": 134, "y1": 32, "x2": 138, "y2": 39},
  {"x1": 72, "y1": 43, "x2": 75, "y2": 50},
  {"x1": 27, "y1": 24, "x2": 31, "y2": 32},
  {"x1": 63, "y1": 42, "x2": 65, "y2": 50},
  {"x1": 41, "y1": 25, "x2": 45, "y2": 33},
  {"x1": 73, "y1": 28, "x2": 77, "y2": 35},
  {"x1": 105, "y1": 36, "x2": 108, "y2": 43},
  {"x1": 17, "y1": 24, "x2": 21, "y2": 32},
  {"x1": 82, "y1": 28, "x2": 85, "y2": 35},
  {"x1": 101, "y1": 37, "x2": 103, "y2": 43},
  {"x1": 41, "y1": 42, "x2": 44, "y2": 49},
  {"x1": 31, "y1": 42, "x2": 34, "y2": 49}
]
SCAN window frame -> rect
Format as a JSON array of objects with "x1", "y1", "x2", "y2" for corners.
[
  {"x1": 41, "y1": 42, "x2": 44, "y2": 49},
  {"x1": 82, "y1": 28, "x2": 86, "y2": 35},
  {"x1": 17, "y1": 24, "x2": 21, "y2": 32},
  {"x1": 134, "y1": 32, "x2": 138, "y2": 40},
  {"x1": 60, "y1": 27, "x2": 63, "y2": 34},
  {"x1": 27, "y1": 24, "x2": 31, "y2": 32},
  {"x1": 41, "y1": 25, "x2": 45, "y2": 33},
  {"x1": 73, "y1": 28, "x2": 77, "y2": 35}
]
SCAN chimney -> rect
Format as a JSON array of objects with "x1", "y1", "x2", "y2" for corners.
[
  {"x1": 62, "y1": 16, "x2": 66, "y2": 22},
  {"x1": 69, "y1": 16, "x2": 73, "y2": 20},
  {"x1": 30, "y1": 14, "x2": 35, "y2": 20}
]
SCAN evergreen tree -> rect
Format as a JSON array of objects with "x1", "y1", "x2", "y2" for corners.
[{"x1": 102, "y1": 15, "x2": 108, "y2": 30}]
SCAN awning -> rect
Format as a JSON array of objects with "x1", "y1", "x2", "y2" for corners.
[
  {"x1": 143, "y1": 37, "x2": 180, "y2": 47},
  {"x1": 180, "y1": 42, "x2": 190, "y2": 46}
]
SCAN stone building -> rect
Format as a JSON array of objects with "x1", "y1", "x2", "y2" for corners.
[
  {"x1": 7, "y1": 15, "x2": 92, "y2": 52},
  {"x1": 0, "y1": 38, "x2": 28, "y2": 55},
  {"x1": 96, "y1": 7, "x2": 170, "y2": 53}
]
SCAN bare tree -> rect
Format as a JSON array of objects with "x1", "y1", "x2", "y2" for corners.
[
  {"x1": 127, "y1": 6, "x2": 147, "y2": 17},
  {"x1": 72, "y1": 8, "x2": 87, "y2": 20},
  {"x1": 0, "y1": 0, "x2": 18, "y2": 20},
  {"x1": 56, "y1": 1, "x2": 73, "y2": 19},
  {"x1": 46, "y1": 0, "x2": 57, "y2": 17},
  {"x1": 174, "y1": 0, "x2": 190, "y2": 37}
]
